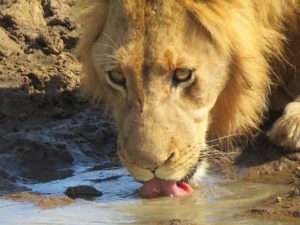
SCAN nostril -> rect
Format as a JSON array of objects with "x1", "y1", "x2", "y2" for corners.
[
  {"x1": 166, "y1": 151, "x2": 176, "y2": 163},
  {"x1": 150, "y1": 168, "x2": 157, "y2": 173},
  {"x1": 148, "y1": 152, "x2": 176, "y2": 173}
]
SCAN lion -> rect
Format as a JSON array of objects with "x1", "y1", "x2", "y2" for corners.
[{"x1": 74, "y1": 0, "x2": 300, "y2": 198}]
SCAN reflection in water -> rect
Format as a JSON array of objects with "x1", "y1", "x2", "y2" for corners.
[{"x1": 0, "y1": 167, "x2": 293, "y2": 225}]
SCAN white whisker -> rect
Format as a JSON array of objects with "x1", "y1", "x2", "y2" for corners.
[
  {"x1": 102, "y1": 32, "x2": 119, "y2": 48},
  {"x1": 94, "y1": 53, "x2": 117, "y2": 60},
  {"x1": 95, "y1": 59, "x2": 117, "y2": 63},
  {"x1": 105, "y1": 65, "x2": 117, "y2": 71},
  {"x1": 95, "y1": 59, "x2": 116, "y2": 63},
  {"x1": 99, "y1": 43, "x2": 118, "y2": 51},
  {"x1": 97, "y1": 63, "x2": 117, "y2": 67},
  {"x1": 206, "y1": 133, "x2": 240, "y2": 144}
]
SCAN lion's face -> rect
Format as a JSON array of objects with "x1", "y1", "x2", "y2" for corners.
[{"x1": 91, "y1": 1, "x2": 230, "y2": 189}]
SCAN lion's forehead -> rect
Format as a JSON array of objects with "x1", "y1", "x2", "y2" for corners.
[
  {"x1": 117, "y1": 0, "x2": 186, "y2": 25},
  {"x1": 108, "y1": 0, "x2": 188, "y2": 50},
  {"x1": 101, "y1": 1, "x2": 216, "y2": 77}
]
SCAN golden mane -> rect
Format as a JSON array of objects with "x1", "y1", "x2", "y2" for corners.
[
  {"x1": 74, "y1": 0, "x2": 300, "y2": 138},
  {"x1": 73, "y1": 0, "x2": 108, "y2": 103}
]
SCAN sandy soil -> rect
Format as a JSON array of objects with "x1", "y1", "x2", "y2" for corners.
[{"x1": 0, "y1": 0, "x2": 299, "y2": 224}]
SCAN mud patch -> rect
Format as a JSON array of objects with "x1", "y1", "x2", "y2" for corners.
[
  {"x1": 2, "y1": 192, "x2": 73, "y2": 208},
  {"x1": 158, "y1": 219, "x2": 198, "y2": 225},
  {"x1": 247, "y1": 185, "x2": 300, "y2": 223}
]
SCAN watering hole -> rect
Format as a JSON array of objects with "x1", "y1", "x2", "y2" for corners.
[
  {"x1": 0, "y1": 1, "x2": 299, "y2": 224},
  {"x1": 0, "y1": 165, "x2": 294, "y2": 225}
]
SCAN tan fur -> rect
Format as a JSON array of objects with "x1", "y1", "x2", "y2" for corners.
[{"x1": 74, "y1": 0, "x2": 300, "y2": 182}]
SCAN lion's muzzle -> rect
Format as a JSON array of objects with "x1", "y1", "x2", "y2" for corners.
[{"x1": 116, "y1": 100, "x2": 202, "y2": 197}]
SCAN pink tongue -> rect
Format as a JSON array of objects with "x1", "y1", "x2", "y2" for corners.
[{"x1": 139, "y1": 178, "x2": 193, "y2": 198}]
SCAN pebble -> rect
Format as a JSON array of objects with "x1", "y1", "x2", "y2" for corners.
[
  {"x1": 27, "y1": 73, "x2": 44, "y2": 90},
  {"x1": 250, "y1": 208, "x2": 272, "y2": 215},
  {"x1": 275, "y1": 197, "x2": 282, "y2": 203},
  {"x1": 287, "y1": 153, "x2": 300, "y2": 161},
  {"x1": 292, "y1": 211, "x2": 300, "y2": 217},
  {"x1": 289, "y1": 187, "x2": 300, "y2": 197},
  {"x1": 64, "y1": 185, "x2": 102, "y2": 199},
  {"x1": 294, "y1": 167, "x2": 300, "y2": 178}
]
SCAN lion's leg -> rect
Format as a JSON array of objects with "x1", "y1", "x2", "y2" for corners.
[{"x1": 268, "y1": 96, "x2": 300, "y2": 151}]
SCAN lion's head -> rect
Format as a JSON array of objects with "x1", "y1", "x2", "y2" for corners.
[{"x1": 75, "y1": 0, "x2": 277, "y2": 197}]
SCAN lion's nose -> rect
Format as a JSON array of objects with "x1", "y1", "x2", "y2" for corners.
[
  {"x1": 132, "y1": 150, "x2": 176, "y2": 172},
  {"x1": 153, "y1": 151, "x2": 176, "y2": 172}
]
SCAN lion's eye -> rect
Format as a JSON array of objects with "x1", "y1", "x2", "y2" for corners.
[
  {"x1": 173, "y1": 68, "x2": 193, "y2": 83},
  {"x1": 108, "y1": 71, "x2": 126, "y2": 86}
]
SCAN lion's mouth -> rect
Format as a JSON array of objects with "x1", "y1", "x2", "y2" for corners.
[
  {"x1": 139, "y1": 178, "x2": 193, "y2": 198},
  {"x1": 138, "y1": 160, "x2": 201, "y2": 198}
]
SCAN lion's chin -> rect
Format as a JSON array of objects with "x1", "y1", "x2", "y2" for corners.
[{"x1": 139, "y1": 178, "x2": 193, "y2": 198}]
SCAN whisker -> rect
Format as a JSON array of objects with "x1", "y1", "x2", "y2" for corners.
[
  {"x1": 198, "y1": 144, "x2": 219, "y2": 151},
  {"x1": 99, "y1": 43, "x2": 118, "y2": 52},
  {"x1": 94, "y1": 53, "x2": 117, "y2": 59},
  {"x1": 97, "y1": 63, "x2": 117, "y2": 67},
  {"x1": 206, "y1": 133, "x2": 240, "y2": 144},
  {"x1": 105, "y1": 65, "x2": 117, "y2": 71},
  {"x1": 96, "y1": 60, "x2": 117, "y2": 64},
  {"x1": 102, "y1": 32, "x2": 119, "y2": 48}
]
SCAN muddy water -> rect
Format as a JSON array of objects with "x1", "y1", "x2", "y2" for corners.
[{"x1": 0, "y1": 166, "x2": 293, "y2": 225}]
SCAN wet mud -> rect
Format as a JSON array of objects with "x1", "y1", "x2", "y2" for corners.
[{"x1": 0, "y1": 1, "x2": 299, "y2": 225}]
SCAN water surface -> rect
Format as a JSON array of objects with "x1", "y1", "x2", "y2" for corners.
[{"x1": 0, "y1": 166, "x2": 293, "y2": 225}]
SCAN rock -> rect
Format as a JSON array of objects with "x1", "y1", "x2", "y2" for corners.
[
  {"x1": 158, "y1": 219, "x2": 191, "y2": 225},
  {"x1": 274, "y1": 196, "x2": 282, "y2": 203},
  {"x1": 294, "y1": 167, "x2": 300, "y2": 178},
  {"x1": 0, "y1": 27, "x2": 21, "y2": 57},
  {"x1": 0, "y1": 136, "x2": 74, "y2": 166},
  {"x1": 250, "y1": 208, "x2": 272, "y2": 215},
  {"x1": 287, "y1": 153, "x2": 300, "y2": 161},
  {"x1": 41, "y1": 0, "x2": 75, "y2": 19},
  {"x1": 27, "y1": 73, "x2": 45, "y2": 90},
  {"x1": 0, "y1": 135, "x2": 74, "y2": 182},
  {"x1": 289, "y1": 187, "x2": 300, "y2": 197},
  {"x1": 292, "y1": 211, "x2": 300, "y2": 217},
  {"x1": 36, "y1": 30, "x2": 65, "y2": 55},
  {"x1": 64, "y1": 185, "x2": 102, "y2": 199},
  {"x1": 0, "y1": 0, "x2": 46, "y2": 28}
]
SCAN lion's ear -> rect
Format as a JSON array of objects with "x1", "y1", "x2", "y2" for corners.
[{"x1": 72, "y1": 0, "x2": 109, "y2": 104}]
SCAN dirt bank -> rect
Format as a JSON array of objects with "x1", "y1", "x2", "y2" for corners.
[{"x1": 0, "y1": 0, "x2": 116, "y2": 188}]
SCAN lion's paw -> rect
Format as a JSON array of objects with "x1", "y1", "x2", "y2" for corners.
[{"x1": 268, "y1": 101, "x2": 300, "y2": 151}]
